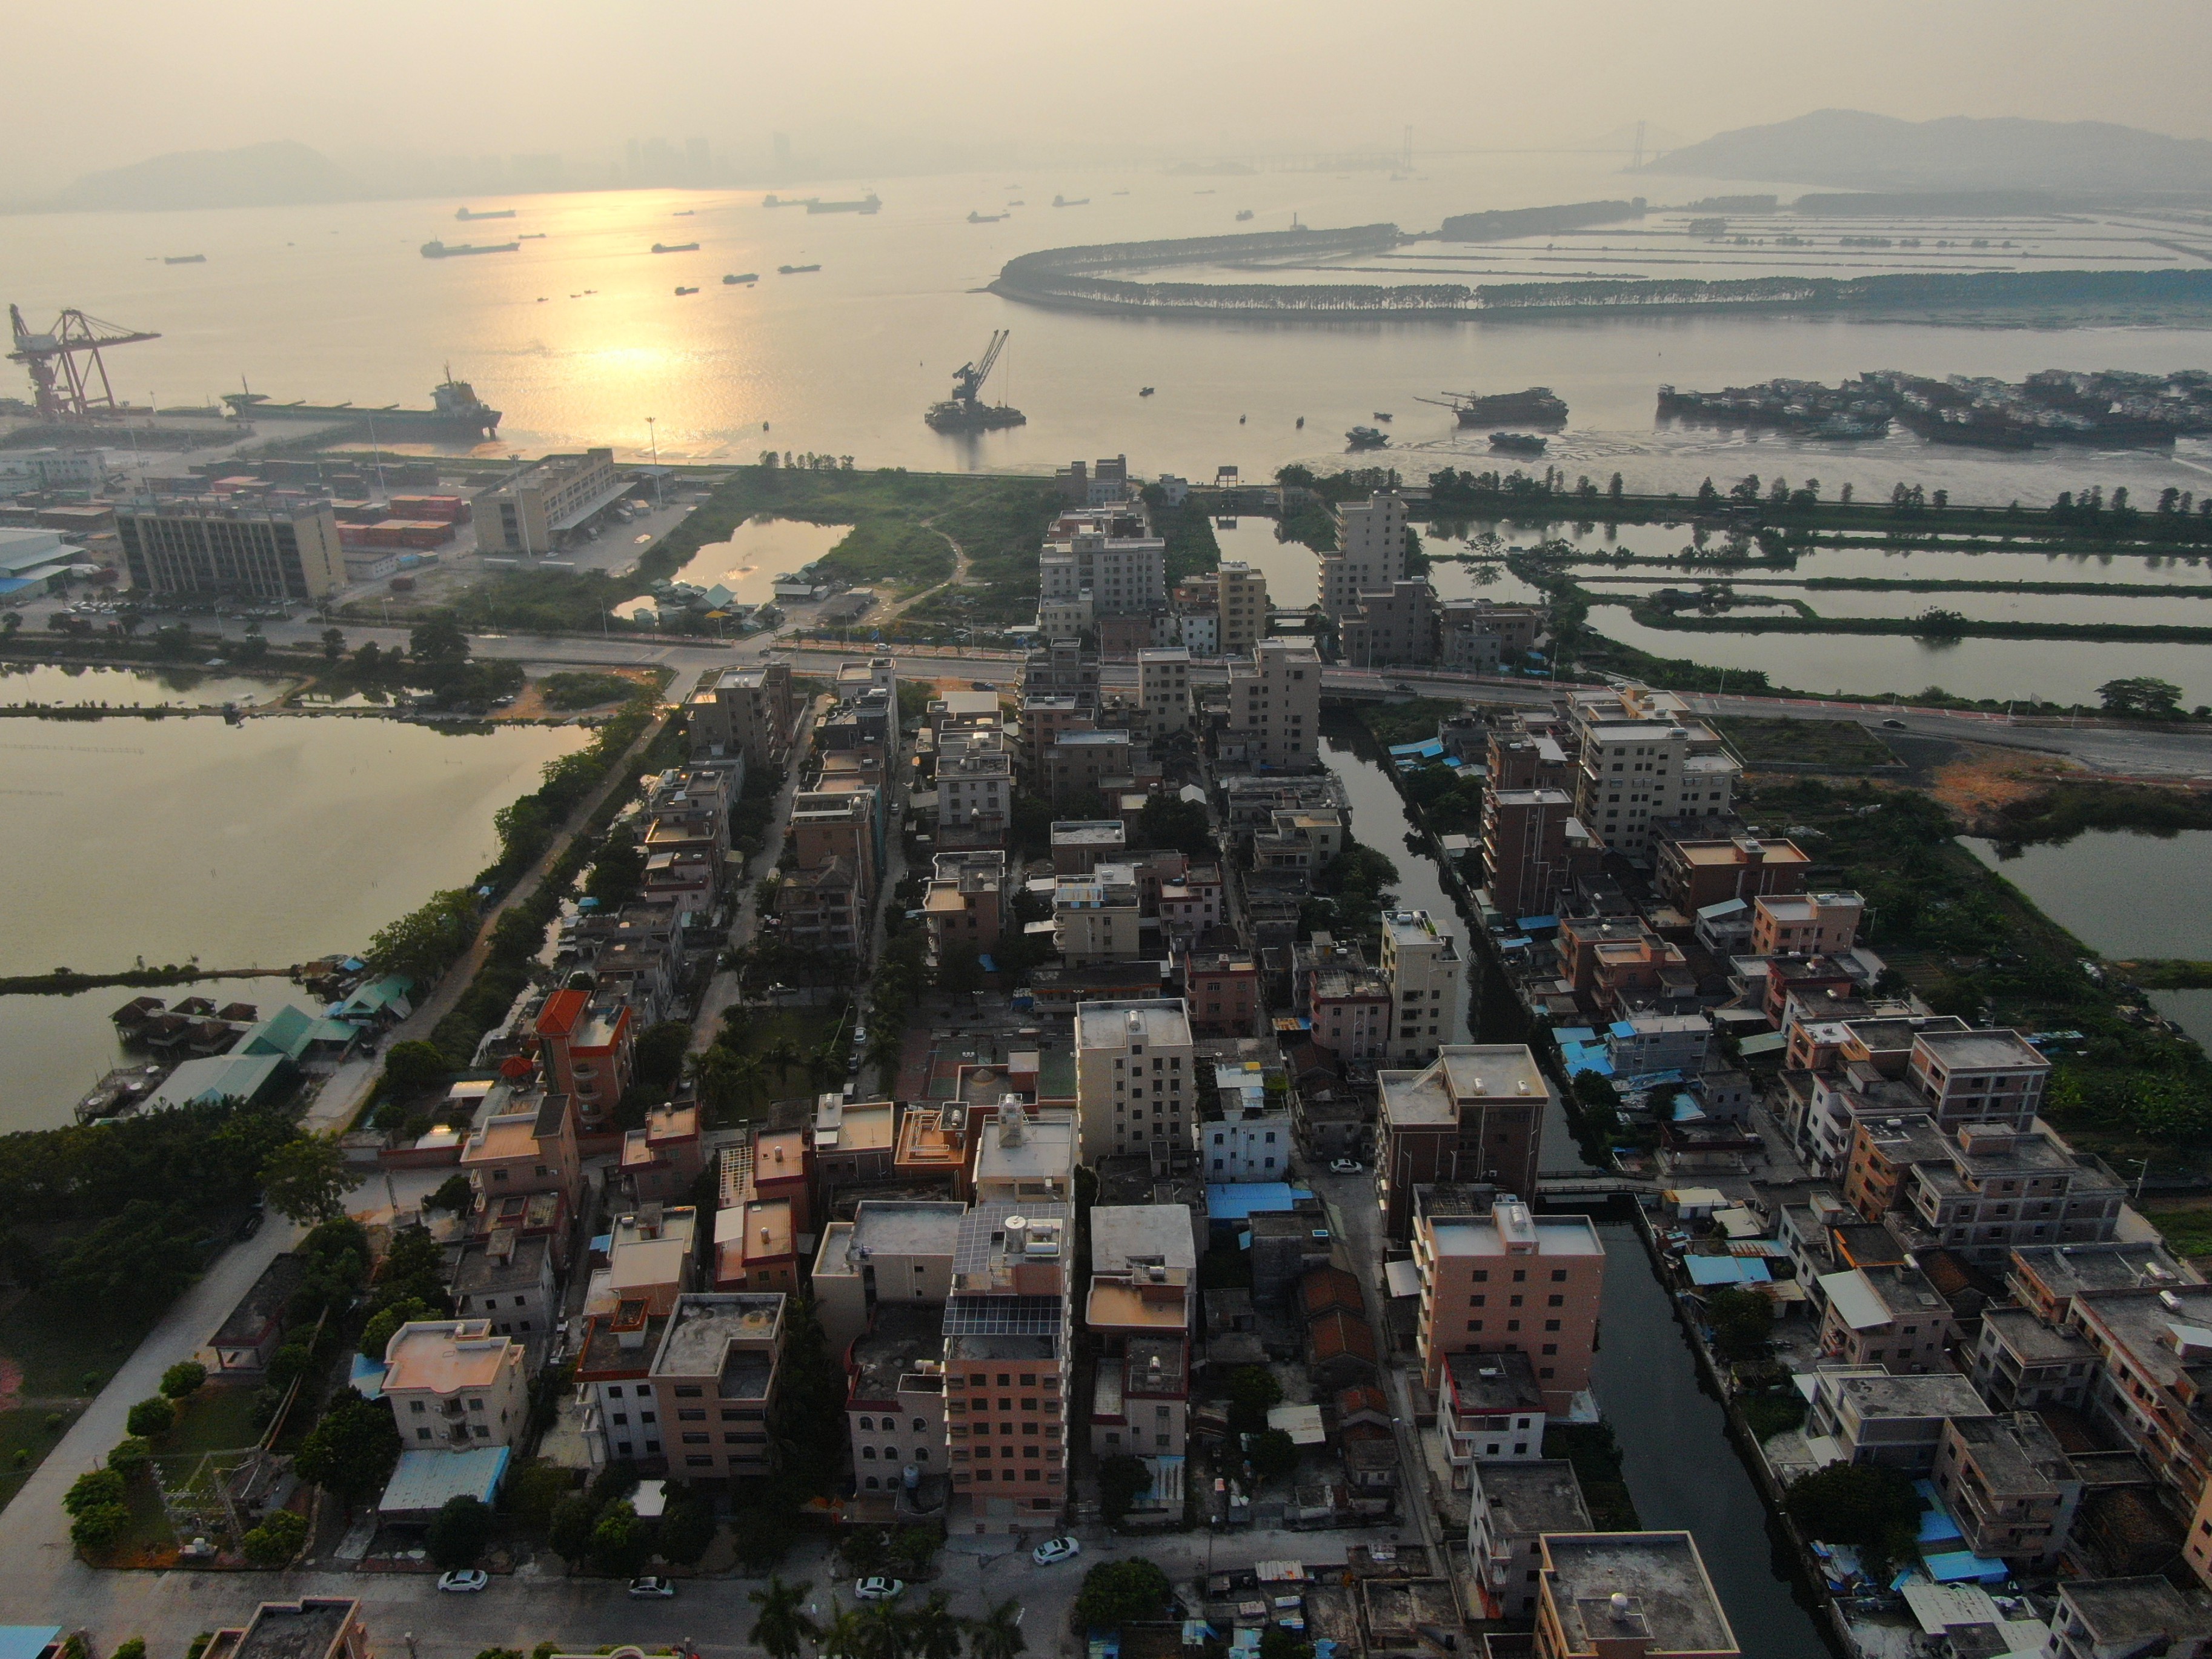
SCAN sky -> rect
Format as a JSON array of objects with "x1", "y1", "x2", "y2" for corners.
[{"x1": 12, "y1": 0, "x2": 2212, "y2": 182}]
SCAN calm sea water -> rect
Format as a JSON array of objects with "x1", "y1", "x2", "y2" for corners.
[{"x1": 8, "y1": 158, "x2": 2211, "y2": 505}]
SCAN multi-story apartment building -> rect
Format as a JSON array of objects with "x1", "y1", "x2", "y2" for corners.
[
  {"x1": 1320, "y1": 491, "x2": 1406, "y2": 620},
  {"x1": 1441, "y1": 599, "x2": 1546, "y2": 674},
  {"x1": 1376, "y1": 1046, "x2": 1549, "y2": 1238},
  {"x1": 1569, "y1": 691, "x2": 1742, "y2": 861},
  {"x1": 1380, "y1": 909, "x2": 1464, "y2": 1066},
  {"x1": 1481, "y1": 788, "x2": 1601, "y2": 920},
  {"x1": 1217, "y1": 561, "x2": 1269, "y2": 656},
  {"x1": 648, "y1": 1292, "x2": 786, "y2": 1480},
  {"x1": 458, "y1": 1089, "x2": 580, "y2": 1213},
  {"x1": 811, "y1": 1200, "x2": 969, "y2": 1358},
  {"x1": 792, "y1": 788, "x2": 882, "y2": 904},
  {"x1": 945, "y1": 1203, "x2": 1074, "y2": 1531},
  {"x1": 925, "y1": 850, "x2": 1008, "y2": 965},
  {"x1": 1043, "y1": 728, "x2": 1136, "y2": 808},
  {"x1": 935, "y1": 728, "x2": 1014, "y2": 847},
  {"x1": 1339, "y1": 580, "x2": 1440, "y2": 668},
  {"x1": 1931, "y1": 1411, "x2": 2083, "y2": 1564},
  {"x1": 1412, "y1": 1197, "x2": 1605, "y2": 1414},
  {"x1": 846, "y1": 1301, "x2": 947, "y2": 1497},
  {"x1": 1894, "y1": 1124, "x2": 2125, "y2": 1266},
  {"x1": 533, "y1": 989, "x2": 634, "y2": 1120},
  {"x1": 1054, "y1": 864, "x2": 1142, "y2": 964},
  {"x1": 1074, "y1": 1000, "x2": 1195, "y2": 1163},
  {"x1": 2068, "y1": 1284, "x2": 2212, "y2": 1506},
  {"x1": 1038, "y1": 506, "x2": 1166, "y2": 616},
  {"x1": 1533, "y1": 1533, "x2": 1739, "y2": 1659},
  {"x1": 1308, "y1": 949, "x2": 1393, "y2": 1060},
  {"x1": 1972, "y1": 1307, "x2": 2098, "y2": 1412},
  {"x1": 381, "y1": 1320, "x2": 530, "y2": 1449},
  {"x1": 1655, "y1": 833, "x2": 1811, "y2": 916},
  {"x1": 449, "y1": 1229, "x2": 556, "y2": 1340},
  {"x1": 1137, "y1": 647, "x2": 1193, "y2": 735},
  {"x1": 1468, "y1": 1460, "x2": 1592, "y2": 1620},
  {"x1": 971, "y1": 1105, "x2": 1080, "y2": 1207},
  {"x1": 1815, "y1": 1260, "x2": 1960, "y2": 1373},
  {"x1": 475, "y1": 448, "x2": 625, "y2": 554},
  {"x1": 1184, "y1": 949, "x2": 1260, "y2": 1036},
  {"x1": 1202, "y1": 1059, "x2": 1294, "y2": 1180},
  {"x1": 2044, "y1": 1579, "x2": 2212, "y2": 1659},
  {"x1": 118, "y1": 497, "x2": 347, "y2": 600},
  {"x1": 1224, "y1": 640, "x2": 1321, "y2": 770},
  {"x1": 1802, "y1": 1369, "x2": 1993, "y2": 1472},
  {"x1": 686, "y1": 661, "x2": 795, "y2": 769},
  {"x1": 1908, "y1": 1028, "x2": 2051, "y2": 1129},
  {"x1": 1086, "y1": 1205, "x2": 1197, "y2": 1463}
]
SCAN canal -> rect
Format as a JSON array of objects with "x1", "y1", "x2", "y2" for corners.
[{"x1": 1321, "y1": 725, "x2": 1834, "y2": 1656}]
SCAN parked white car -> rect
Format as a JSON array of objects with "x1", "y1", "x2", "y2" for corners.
[
  {"x1": 437, "y1": 1569, "x2": 489, "y2": 1593},
  {"x1": 1032, "y1": 1536, "x2": 1081, "y2": 1566}
]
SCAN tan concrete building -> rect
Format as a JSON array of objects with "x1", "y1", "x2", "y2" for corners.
[
  {"x1": 382, "y1": 1319, "x2": 529, "y2": 1449},
  {"x1": 812, "y1": 1200, "x2": 969, "y2": 1359},
  {"x1": 1376, "y1": 1046, "x2": 1550, "y2": 1239},
  {"x1": 687, "y1": 661, "x2": 795, "y2": 769},
  {"x1": 1138, "y1": 647, "x2": 1194, "y2": 734},
  {"x1": 945, "y1": 1202, "x2": 1073, "y2": 1531},
  {"x1": 1225, "y1": 639, "x2": 1321, "y2": 770},
  {"x1": 118, "y1": 497, "x2": 347, "y2": 600},
  {"x1": 1380, "y1": 909, "x2": 1463, "y2": 1066},
  {"x1": 1217, "y1": 561, "x2": 1269, "y2": 655},
  {"x1": 649, "y1": 1292, "x2": 786, "y2": 1479},
  {"x1": 1074, "y1": 999, "x2": 1196, "y2": 1162},
  {"x1": 1569, "y1": 687, "x2": 1742, "y2": 860},
  {"x1": 1320, "y1": 490, "x2": 1406, "y2": 620},
  {"x1": 1533, "y1": 1533, "x2": 1739, "y2": 1659},
  {"x1": 476, "y1": 448, "x2": 625, "y2": 554}
]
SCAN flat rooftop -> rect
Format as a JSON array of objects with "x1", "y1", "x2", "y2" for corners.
[
  {"x1": 1427, "y1": 1207, "x2": 1603, "y2": 1260},
  {"x1": 848, "y1": 1302, "x2": 945, "y2": 1403},
  {"x1": 1914, "y1": 1028, "x2": 2049, "y2": 1071},
  {"x1": 1477, "y1": 1458, "x2": 1593, "y2": 1539},
  {"x1": 653, "y1": 1293, "x2": 785, "y2": 1394},
  {"x1": 382, "y1": 1321, "x2": 513, "y2": 1394},
  {"x1": 1075, "y1": 1000, "x2": 1194, "y2": 1052},
  {"x1": 822, "y1": 1202, "x2": 968, "y2": 1272},
  {"x1": 1091, "y1": 1205, "x2": 1198, "y2": 1275},
  {"x1": 1542, "y1": 1532, "x2": 1737, "y2": 1658},
  {"x1": 1819, "y1": 1371, "x2": 1991, "y2": 1420},
  {"x1": 219, "y1": 1599, "x2": 359, "y2": 1659}
]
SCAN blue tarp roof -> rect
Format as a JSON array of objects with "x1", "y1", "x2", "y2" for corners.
[
  {"x1": 379, "y1": 1445, "x2": 511, "y2": 1516},
  {"x1": 1608, "y1": 1020, "x2": 1638, "y2": 1039},
  {"x1": 1555, "y1": 1026, "x2": 1599, "y2": 1045},
  {"x1": 977, "y1": 954, "x2": 998, "y2": 973},
  {"x1": 1207, "y1": 1183, "x2": 1314, "y2": 1223},
  {"x1": 1494, "y1": 936, "x2": 1533, "y2": 950},
  {"x1": 1516, "y1": 914, "x2": 1559, "y2": 932},
  {"x1": 1685, "y1": 1255, "x2": 1772, "y2": 1286},
  {"x1": 350, "y1": 1354, "x2": 387, "y2": 1400},
  {"x1": 1389, "y1": 739, "x2": 1444, "y2": 758},
  {"x1": 1558, "y1": 1042, "x2": 1613, "y2": 1080},
  {"x1": 1922, "y1": 1551, "x2": 2008, "y2": 1584}
]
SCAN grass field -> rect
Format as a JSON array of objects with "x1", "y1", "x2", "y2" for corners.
[
  {"x1": 1713, "y1": 716, "x2": 1898, "y2": 770},
  {"x1": 0, "y1": 1405, "x2": 79, "y2": 1511},
  {"x1": 0, "y1": 1295, "x2": 165, "y2": 1399}
]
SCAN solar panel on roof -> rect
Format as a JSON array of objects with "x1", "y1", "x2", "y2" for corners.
[{"x1": 941, "y1": 1295, "x2": 1063, "y2": 1335}]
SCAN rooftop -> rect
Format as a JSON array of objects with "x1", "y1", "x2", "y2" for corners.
[
  {"x1": 1946, "y1": 1412, "x2": 2076, "y2": 1497},
  {"x1": 1091, "y1": 1205, "x2": 1198, "y2": 1276},
  {"x1": 1914, "y1": 1028, "x2": 2050, "y2": 1072},
  {"x1": 817, "y1": 1202, "x2": 969, "y2": 1277},
  {"x1": 1425, "y1": 1205, "x2": 1604, "y2": 1260},
  {"x1": 1476, "y1": 1458, "x2": 1593, "y2": 1539},
  {"x1": 1445, "y1": 1349, "x2": 1545, "y2": 1415},
  {"x1": 1075, "y1": 1000, "x2": 1194, "y2": 1052},
  {"x1": 1543, "y1": 1533, "x2": 1738, "y2": 1658},
  {"x1": 1818, "y1": 1371, "x2": 1993, "y2": 1420},
  {"x1": 653, "y1": 1292, "x2": 786, "y2": 1395},
  {"x1": 1381, "y1": 1045, "x2": 1548, "y2": 1127},
  {"x1": 2061, "y1": 1577, "x2": 2212, "y2": 1644},
  {"x1": 382, "y1": 1320, "x2": 516, "y2": 1395},
  {"x1": 1819, "y1": 1263, "x2": 1953, "y2": 1329},
  {"x1": 848, "y1": 1302, "x2": 946, "y2": 1404},
  {"x1": 451, "y1": 1232, "x2": 552, "y2": 1299},
  {"x1": 214, "y1": 1600, "x2": 359, "y2": 1659}
]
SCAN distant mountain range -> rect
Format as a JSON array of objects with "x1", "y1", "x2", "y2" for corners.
[
  {"x1": 43, "y1": 141, "x2": 364, "y2": 211},
  {"x1": 1647, "y1": 110, "x2": 2212, "y2": 196}
]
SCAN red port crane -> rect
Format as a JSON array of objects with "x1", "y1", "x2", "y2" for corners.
[{"x1": 7, "y1": 305, "x2": 161, "y2": 421}]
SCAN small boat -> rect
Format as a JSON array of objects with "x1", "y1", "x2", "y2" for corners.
[
  {"x1": 651, "y1": 242, "x2": 700, "y2": 253},
  {"x1": 1008, "y1": 199, "x2": 1026, "y2": 206},
  {"x1": 1347, "y1": 425, "x2": 1389, "y2": 450},
  {"x1": 723, "y1": 272, "x2": 759, "y2": 284},
  {"x1": 1489, "y1": 431, "x2": 1547, "y2": 454},
  {"x1": 675, "y1": 286, "x2": 699, "y2": 295},
  {"x1": 537, "y1": 296, "x2": 548, "y2": 302},
  {"x1": 1052, "y1": 194, "x2": 1088, "y2": 207},
  {"x1": 164, "y1": 254, "x2": 207, "y2": 265},
  {"x1": 1239, "y1": 414, "x2": 1247, "y2": 424},
  {"x1": 968, "y1": 210, "x2": 1008, "y2": 223},
  {"x1": 1296, "y1": 416, "x2": 1304, "y2": 428},
  {"x1": 1234, "y1": 210, "x2": 1254, "y2": 222},
  {"x1": 1373, "y1": 411, "x2": 1393, "y2": 422},
  {"x1": 1139, "y1": 387, "x2": 1155, "y2": 397},
  {"x1": 807, "y1": 193, "x2": 881, "y2": 214},
  {"x1": 779, "y1": 264, "x2": 821, "y2": 274}
]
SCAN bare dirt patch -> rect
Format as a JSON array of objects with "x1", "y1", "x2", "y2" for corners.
[{"x1": 1926, "y1": 743, "x2": 2082, "y2": 820}]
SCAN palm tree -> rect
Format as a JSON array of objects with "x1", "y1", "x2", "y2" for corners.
[
  {"x1": 966, "y1": 1599, "x2": 1026, "y2": 1659},
  {"x1": 749, "y1": 1575, "x2": 819, "y2": 1659},
  {"x1": 764, "y1": 1038, "x2": 805, "y2": 1088},
  {"x1": 687, "y1": 1046, "x2": 745, "y2": 1120},
  {"x1": 910, "y1": 1592, "x2": 963, "y2": 1659},
  {"x1": 819, "y1": 1601, "x2": 869, "y2": 1659},
  {"x1": 857, "y1": 1598, "x2": 909, "y2": 1659}
]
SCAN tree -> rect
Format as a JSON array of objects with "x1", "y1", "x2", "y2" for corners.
[
  {"x1": 380, "y1": 1039, "x2": 451, "y2": 1097},
  {"x1": 590, "y1": 1501, "x2": 650, "y2": 1576},
  {"x1": 1247, "y1": 1428, "x2": 1300, "y2": 1483},
  {"x1": 967, "y1": 1599, "x2": 1027, "y2": 1659},
  {"x1": 1135, "y1": 795, "x2": 1215, "y2": 858},
  {"x1": 656, "y1": 1486, "x2": 718, "y2": 1565},
  {"x1": 548, "y1": 1493, "x2": 597, "y2": 1564},
  {"x1": 365, "y1": 888, "x2": 479, "y2": 982},
  {"x1": 111, "y1": 1641, "x2": 146, "y2": 1659},
  {"x1": 65, "y1": 1468, "x2": 125, "y2": 1516},
  {"x1": 1259, "y1": 1631, "x2": 1313, "y2": 1659},
  {"x1": 911, "y1": 1594, "x2": 963, "y2": 1659},
  {"x1": 262, "y1": 1135, "x2": 351, "y2": 1225},
  {"x1": 1782, "y1": 1462, "x2": 1919, "y2": 1552},
  {"x1": 359, "y1": 1297, "x2": 434, "y2": 1360},
  {"x1": 425, "y1": 1173, "x2": 473, "y2": 1215},
  {"x1": 125, "y1": 1397, "x2": 175, "y2": 1438},
  {"x1": 160, "y1": 1361, "x2": 208, "y2": 1400},
  {"x1": 2098, "y1": 677, "x2": 2184, "y2": 720},
  {"x1": 633, "y1": 1021, "x2": 694, "y2": 1094},
  {"x1": 820, "y1": 1604, "x2": 869, "y2": 1659},
  {"x1": 585, "y1": 834, "x2": 647, "y2": 907},
  {"x1": 428, "y1": 1494, "x2": 495, "y2": 1569},
  {"x1": 1098, "y1": 1455, "x2": 1150, "y2": 1523},
  {"x1": 857, "y1": 1600, "x2": 910, "y2": 1659},
  {"x1": 1074, "y1": 1560, "x2": 1172, "y2": 1631},
  {"x1": 107, "y1": 1437, "x2": 153, "y2": 1481},
  {"x1": 688, "y1": 1045, "x2": 749, "y2": 1120},
  {"x1": 1225, "y1": 1365, "x2": 1284, "y2": 1437},
  {"x1": 293, "y1": 1395, "x2": 400, "y2": 1508},
  {"x1": 321, "y1": 627, "x2": 345, "y2": 660},
  {"x1": 1705, "y1": 1288, "x2": 1773, "y2": 1360},
  {"x1": 69, "y1": 1501, "x2": 129, "y2": 1555},
  {"x1": 0, "y1": 611, "x2": 19, "y2": 636},
  {"x1": 410, "y1": 615, "x2": 471, "y2": 666},
  {"x1": 241, "y1": 1507, "x2": 308, "y2": 1566},
  {"x1": 751, "y1": 1576, "x2": 821, "y2": 1659}
]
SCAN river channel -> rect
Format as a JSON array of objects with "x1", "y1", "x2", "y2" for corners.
[{"x1": 1321, "y1": 729, "x2": 1831, "y2": 1654}]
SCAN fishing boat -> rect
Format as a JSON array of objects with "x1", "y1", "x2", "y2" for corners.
[
  {"x1": 1234, "y1": 210, "x2": 1254, "y2": 222},
  {"x1": 1420, "y1": 387, "x2": 1569, "y2": 427},
  {"x1": 1488, "y1": 431, "x2": 1547, "y2": 455},
  {"x1": 1139, "y1": 387, "x2": 1155, "y2": 397},
  {"x1": 1346, "y1": 425, "x2": 1389, "y2": 450},
  {"x1": 1373, "y1": 411, "x2": 1393, "y2": 422},
  {"x1": 968, "y1": 210, "x2": 1008, "y2": 223},
  {"x1": 674, "y1": 286, "x2": 699, "y2": 295},
  {"x1": 164, "y1": 254, "x2": 207, "y2": 265},
  {"x1": 1052, "y1": 194, "x2": 1089, "y2": 207}
]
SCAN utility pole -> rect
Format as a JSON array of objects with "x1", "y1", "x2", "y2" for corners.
[
  {"x1": 1633, "y1": 121, "x2": 1646, "y2": 170},
  {"x1": 647, "y1": 416, "x2": 662, "y2": 510}
]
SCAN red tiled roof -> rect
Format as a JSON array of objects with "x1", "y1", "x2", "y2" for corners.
[
  {"x1": 1306, "y1": 1309, "x2": 1378, "y2": 1366},
  {"x1": 1300, "y1": 1266, "x2": 1364, "y2": 1319},
  {"x1": 536, "y1": 988, "x2": 589, "y2": 1037}
]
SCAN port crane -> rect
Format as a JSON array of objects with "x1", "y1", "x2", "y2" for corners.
[
  {"x1": 7, "y1": 305, "x2": 161, "y2": 421},
  {"x1": 925, "y1": 328, "x2": 1025, "y2": 432}
]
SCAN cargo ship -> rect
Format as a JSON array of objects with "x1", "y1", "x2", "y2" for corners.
[
  {"x1": 456, "y1": 207, "x2": 516, "y2": 221},
  {"x1": 222, "y1": 373, "x2": 502, "y2": 441},
  {"x1": 1052, "y1": 194, "x2": 1089, "y2": 207},
  {"x1": 651, "y1": 242, "x2": 700, "y2": 254},
  {"x1": 779, "y1": 264, "x2": 821, "y2": 274},
  {"x1": 421, "y1": 239, "x2": 517, "y2": 258},
  {"x1": 1420, "y1": 387, "x2": 1568, "y2": 427},
  {"x1": 1488, "y1": 431, "x2": 1547, "y2": 455},
  {"x1": 723, "y1": 272, "x2": 759, "y2": 284},
  {"x1": 675, "y1": 286, "x2": 699, "y2": 296},
  {"x1": 807, "y1": 194, "x2": 880, "y2": 214},
  {"x1": 164, "y1": 254, "x2": 207, "y2": 265},
  {"x1": 968, "y1": 210, "x2": 1008, "y2": 223}
]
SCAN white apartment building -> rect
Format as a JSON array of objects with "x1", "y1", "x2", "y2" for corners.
[
  {"x1": 936, "y1": 729, "x2": 1013, "y2": 841},
  {"x1": 381, "y1": 1320, "x2": 530, "y2": 1449},
  {"x1": 1380, "y1": 909, "x2": 1464, "y2": 1065},
  {"x1": 1320, "y1": 491, "x2": 1407, "y2": 619},
  {"x1": 1171, "y1": 608, "x2": 1218, "y2": 656},
  {"x1": 1226, "y1": 640, "x2": 1321, "y2": 770},
  {"x1": 1054, "y1": 864, "x2": 1143, "y2": 964},
  {"x1": 1569, "y1": 688, "x2": 1741, "y2": 859},
  {"x1": 1038, "y1": 507, "x2": 1167, "y2": 616},
  {"x1": 1204, "y1": 1060, "x2": 1294, "y2": 1180},
  {"x1": 1074, "y1": 999, "x2": 1197, "y2": 1163},
  {"x1": 1138, "y1": 647, "x2": 1193, "y2": 735},
  {"x1": 1037, "y1": 595, "x2": 1094, "y2": 637}
]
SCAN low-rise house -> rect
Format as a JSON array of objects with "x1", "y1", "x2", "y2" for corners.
[
  {"x1": 208, "y1": 1252, "x2": 308, "y2": 1377},
  {"x1": 1932, "y1": 1411, "x2": 2084, "y2": 1564},
  {"x1": 1438, "y1": 1349, "x2": 1547, "y2": 1474},
  {"x1": 1203, "y1": 1058, "x2": 1295, "y2": 1180},
  {"x1": 201, "y1": 1600, "x2": 370, "y2": 1659},
  {"x1": 812, "y1": 1200, "x2": 969, "y2": 1360},
  {"x1": 606, "y1": 1203, "x2": 699, "y2": 1316},
  {"x1": 620, "y1": 1102, "x2": 703, "y2": 1206},
  {"x1": 2045, "y1": 1577, "x2": 2212, "y2": 1659},
  {"x1": 449, "y1": 1230, "x2": 556, "y2": 1341},
  {"x1": 1470, "y1": 1458, "x2": 1592, "y2": 1619},
  {"x1": 1802, "y1": 1369, "x2": 1993, "y2": 1472},
  {"x1": 382, "y1": 1320, "x2": 529, "y2": 1449},
  {"x1": 1815, "y1": 1261, "x2": 1960, "y2": 1373}
]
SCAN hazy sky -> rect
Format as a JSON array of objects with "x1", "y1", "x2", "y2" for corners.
[{"x1": 15, "y1": 0, "x2": 2212, "y2": 181}]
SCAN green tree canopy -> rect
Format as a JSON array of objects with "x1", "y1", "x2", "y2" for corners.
[
  {"x1": 1097, "y1": 1455, "x2": 1149, "y2": 1523},
  {"x1": 242, "y1": 1508, "x2": 308, "y2": 1567},
  {"x1": 262, "y1": 1135, "x2": 352, "y2": 1225},
  {"x1": 1073, "y1": 1560, "x2": 1173, "y2": 1631},
  {"x1": 750, "y1": 1575, "x2": 821, "y2": 1659},
  {"x1": 411, "y1": 615, "x2": 471, "y2": 665},
  {"x1": 1135, "y1": 796, "x2": 1215, "y2": 858},
  {"x1": 2098, "y1": 677, "x2": 2184, "y2": 719},
  {"x1": 365, "y1": 888, "x2": 479, "y2": 983},
  {"x1": 293, "y1": 1395, "x2": 400, "y2": 1508},
  {"x1": 124, "y1": 1397, "x2": 174, "y2": 1438},
  {"x1": 159, "y1": 1361, "x2": 207, "y2": 1400},
  {"x1": 380, "y1": 1039, "x2": 451, "y2": 1098},
  {"x1": 1782, "y1": 1462, "x2": 1919, "y2": 1552},
  {"x1": 1705, "y1": 1288, "x2": 1774, "y2": 1360},
  {"x1": 427, "y1": 1494, "x2": 496, "y2": 1569}
]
